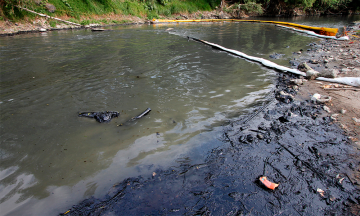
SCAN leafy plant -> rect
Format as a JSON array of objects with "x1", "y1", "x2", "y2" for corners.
[{"x1": 49, "y1": 20, "x2": 57, "y2": 27}]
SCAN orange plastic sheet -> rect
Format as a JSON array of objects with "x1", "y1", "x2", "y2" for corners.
[{"x1": 153, "y1": 19, "x2": 339, "y2": 37}]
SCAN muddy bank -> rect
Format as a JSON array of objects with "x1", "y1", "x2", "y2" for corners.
[
  {"x1": 60, "y1": 71, "x2": 360, "y2": 215},
  {"x1": 292, "y1": 21, "x2": 360, "y2": 145}
]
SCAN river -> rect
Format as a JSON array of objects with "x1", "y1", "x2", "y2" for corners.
[{"x1": 0, "y1": 15, "x2": 359, "y2": 215}]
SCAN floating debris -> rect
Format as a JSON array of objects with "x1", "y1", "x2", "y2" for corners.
[{"x1": 78, "y1": 111, "x2": 119, "y2": 123}]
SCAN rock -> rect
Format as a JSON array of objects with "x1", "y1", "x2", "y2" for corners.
[
  {"x1": 269, "y1": 53, "x2": 284, "y2": 59},
  {"x1": 298, "y1": 62, "x2": 313, "y2": 72},
  {"x1": 45, "y1": 3, "x2": 56, "y2": 13},
  {"x1": 257, "y1": 134, "x2": 264, "y2": 139},
  {"x1": 276, "y1": 91, "x2": 294, "y2": 103},
  {"x1": 340, "y1": 109, "x2": 346, "y2": 114},
  {"x1": 309, "y1": 59, "x2": 319, "y2": 64},
  {"x1": 311, "y1": 93, "x2": 321, "y2": 102},
  {"x1": 323, "y1": 106, "x2": 331, "y2": 113},
  {"x1": 353, "y1": 117, "x2": 360, "y2": 124},
  {"x1": 324, "y1": 59, "x2": 329, "y2": 63},
  {"x1": 290, "y1": 79, "x2": 303, "y2": 85},
  {"x1": 39, "y1": 28, "x2": 47, "y2": 32},
  {"x1": 34, "y1": 0, "x2": 42, "y2": 5},
  {"x1": 331, "y1": 114, "x2": 339, "y2": 121},
  {"x1": 311, "y1": 93, "x2": 332, "y2": 103},
  {"x1": 289, "y1": 60, "x2": 299, "y2": 67},
  {"x1": 306, "y1": 69, "x2": 320, "y2": 80},
  {"x1": 319, "y1": 69, "x2": 339, "y2": 78}
]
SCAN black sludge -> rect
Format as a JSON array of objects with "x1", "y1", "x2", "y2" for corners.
[{"x1": 78, "y1": 111, "x2": 119, "y2": 123}]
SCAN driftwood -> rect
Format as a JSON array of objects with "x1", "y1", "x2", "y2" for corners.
[
  {"x1": 17, "y1": 6, "x2": 82, "y2": 27},
  {"x1": 117, "y1": 108, "x2": 151, "y2": 126}
]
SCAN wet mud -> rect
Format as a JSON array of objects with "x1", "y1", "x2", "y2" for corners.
[{"x1": 61, "y1": 72, "x2": 360, "y2": 216}]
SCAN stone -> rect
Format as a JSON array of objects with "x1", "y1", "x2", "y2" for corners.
[
  {"x1": 46, "y1": 3, "x2": 56, "y2": 13},
  {"x1": 311, "y1": 93, "x2": 332, "y2": 103},
  {"x1": 309, "y1": 59, "x2": 319, "y2": 64},
  {"x1": 331, "y1": 114, "x2": 339, "y2": 121},
  {"x1": 323, "y1": 105, "x2": 331, "y2": 113},
  {"x1": 269, "y1": 53, "x2": 284, "y2": 59},
  {"x1": 353, "y1": 117, "x2": 360, "y2": 124},
  {"x1": 340, "y1": 68, "x2": 351, "y2": 74},
  {"x1": 39, "y1": 28, "x2": 47, "y2": 32},
  {"x1": 290, "y1": 79, "x2": 303, "y2": 85},
  {"x1": 289, "y1": 60, "x2": 299, "y2": 67},
  {"x1": 34, "y1": 0, "x2": 42, "y2": 5},
  {"x1": 298, "y1": 62, "x2": 313, "y2": 72},
  {"x1": 319, "y1": 69, "x2": 339, "y2": 78},
  {"x1": 306, "y1": 69, "x2": 320, "y2": 80},
  {"x1": 340, "y1": 109, "x2": 346, "y2": 114},
  {"x1": 276, "y1": 91, "x2": 294, "y2": 103}
]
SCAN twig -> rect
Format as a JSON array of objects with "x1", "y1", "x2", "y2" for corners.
[{"x1": 17, "y1": 6, "x2": 82, "y2": 27}]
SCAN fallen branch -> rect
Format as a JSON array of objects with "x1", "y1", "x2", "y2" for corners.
[
  {"x1": 180, "y1": 14, "x2": 188, "y2": 19},
  {"x1": 17, "y1": 6, "x2": 82, "y2": 27}
]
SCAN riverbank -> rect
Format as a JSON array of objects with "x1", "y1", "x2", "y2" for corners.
[
  {"x1": 0, "y1": 10, "x2": 231, "y2": 36},
  {"x1": 296, "y1": 22, "x2": 360, "y2": 146}
]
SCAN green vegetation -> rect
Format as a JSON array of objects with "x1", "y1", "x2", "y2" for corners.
[
  {"x1": 1, "y1": 0, "x2": 220, "y2": 22},
  {"x1": 0, "y1": 0, "x2": 358, "y2": 23}
]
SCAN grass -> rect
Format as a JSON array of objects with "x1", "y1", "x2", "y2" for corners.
[{"x1": 1, "y1": 0, "x2": 220, "y2": 22}]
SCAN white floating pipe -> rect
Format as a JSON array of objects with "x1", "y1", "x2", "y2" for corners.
[{"x1": 190, "y1": 37, "x2": 306, "y2": 76}]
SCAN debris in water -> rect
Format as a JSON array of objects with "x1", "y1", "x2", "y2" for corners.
[
  {"x1": 259, "y1": 176, "x2": 279, "y2": 190},
  {"x1": 78, "y1": 111, "x2": 119, "y2": 123}
]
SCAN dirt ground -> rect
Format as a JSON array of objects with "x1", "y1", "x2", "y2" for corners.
[{"x1": 296, "y1": 23, "x2": 360, "y2": 154}]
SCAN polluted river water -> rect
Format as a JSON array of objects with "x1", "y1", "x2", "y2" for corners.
[{"x1": 0, "y1": 16, "x2": 359, "y2": 215}]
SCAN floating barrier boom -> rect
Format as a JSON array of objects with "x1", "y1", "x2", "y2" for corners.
[{"x1": 153, "y1": 19, "x2": 349, "y2": 40}]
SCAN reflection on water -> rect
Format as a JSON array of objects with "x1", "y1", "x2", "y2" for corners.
[{"x1": 0, "y1": 19, "x2": 327, "y2": 215}]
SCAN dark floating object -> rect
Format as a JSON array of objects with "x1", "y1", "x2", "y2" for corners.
[
  {"x1": 91, "y1": 28, "x2": 112, "y2": 32},
  {"x1": 78, "y1": 111, "x2": 119, "y2": 123},
  {"x1": 132, "y1": 108, "x2": 151, "y2": 120},
  {"x1": 118, "y1": 108, "x2": 151, "y2": 126}
]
